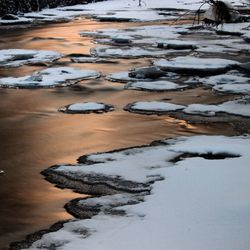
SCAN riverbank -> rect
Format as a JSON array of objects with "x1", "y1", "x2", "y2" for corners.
[{"x1": 0, "y1": 0, "x2": 249, "y2": 249}]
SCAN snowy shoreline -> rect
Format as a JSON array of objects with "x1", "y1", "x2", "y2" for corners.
[
  {"x1": 1, "y1": 0, "x2": 250, "y2": 249},
  {"x1": 11, "y1": 135, "x2": 250, "y2": 250}
]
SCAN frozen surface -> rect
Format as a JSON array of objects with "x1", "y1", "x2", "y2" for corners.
[
  {"x1": 81, "y1": 25, "x2": 188, "y2": 42},
  {"x1": 128, "y1": 101, "x2": 186, "y2": 112},
  {"x1": 125, "y1": 97, "x2": 250, "y2": 117},
  {"x1": 183, "y1": 98, "x2": 250, "y2": 117},
  {"x1": 0, "y1": 0, "x2": 245, "y2": 25},
  {"x1": 0, "y1": 17, "x2": 32, "y2": 25},
  {"x1": 0, "y1": 49, "x2": 62, "y2": 67},
  {"x1": 154, "y1": 56, "x2": 240, "y2": 72},
  {"x1": 213, "y1": 83, "x2": 250, "y2": 94},
  {"x1": 68, "y1": 102, "x2": 106, "y2": 111},
  {"x1": 91, "y1": 46, "x2": 187, "y2": 58},
  {"x1": 0, "y1": 67, "x2": 100, "y2": 88},
  {"x1": 106, "y1": 71, "x2": 138, "y2": 83},
  {"x1": 202, "y1": 74, "x2": 250, "y2": 94},
  {"x1": 25, "y1": 135, "x2": 250, "y2": 250},
  {"x1": 60, "y1": 102, "x2": 114, "y2": 114},
  {"x1": 124, "y1": 80, "x2": 185, "y2": 91}
]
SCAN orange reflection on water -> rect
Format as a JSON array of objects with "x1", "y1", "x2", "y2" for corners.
[{"x1": 0, "y1": 18, "x2": 238, "y2": 250}]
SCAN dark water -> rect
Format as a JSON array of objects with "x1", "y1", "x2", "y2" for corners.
[{"x1": 0, "y1": 18, "x2": 237, "y2": 249}]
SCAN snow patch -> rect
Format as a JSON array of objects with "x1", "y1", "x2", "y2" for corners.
[
  {"x1": 27, "y1": 135, "x2": 250, "y2": 250},
  {"x1": 125, "y1": 80, "x2": 186, "y2": 91},
  {"x1": 154, "y1": 56, "x2": 240, "y2": 74},
  {"x1": 0, "y1": 67, "x2": 100, "y2": 88},
  {"x1": 59, "y1": 102, "x2": 114, "y2": 114},
  {"x1": 0, "y1": 49, "x2": 62, "y2": 67}
]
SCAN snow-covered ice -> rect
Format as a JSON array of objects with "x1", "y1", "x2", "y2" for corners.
[
  {"x1": 125, "y1": 101, "x2": 186, "y2": 114},
  {"x1": 0, "y1": 49, "x2": 62, "y2": 67},
  {"x1": 125, "y1": 97, "x2": 250, "y2": 118},
  {"x1": 183, "y1": 97, "x2": 250, "y2": 117},
  {"x1": 26, "y1": 135, "x2": 250, "y2": 250},
  {"x1": 0, "y1": 67, "x2": 100, "y2": 88},
  {"x1": 0, "y1": 16, "x2": 32, "y2": 25},
  {"x1": 213, "y1": 83, "x2": 250, "y2": 94},
  {"x1": 106, "y1": 69, "x2": 178, "y2": 83},
  {"x1": 90, "y1": 46, "x2": 188, "y2": 58},
  {"x1": 71, "y1": 56, "x2": 114, "y2": 63},
  {"x1": 201, "y1": 74, "x2": 250, "y2": 94},
  {"x1": 124, "y1": 80, "x2": 186, "y2": 91},
  {"x1": 59, "y1": 102, "x2": 114, "y2": 114},
  {"x1": 80, "y1": 25, "x2": 188, "y2": 42},
  {"x1": 106, "y1": 71, "x2": 140, "y2": 83},
  {"x1": 0, "y1": 0, "x2": 246, "y2": 26},
  {"x1": 154, "y1": 56, "x2": 240, "y2": 74}
]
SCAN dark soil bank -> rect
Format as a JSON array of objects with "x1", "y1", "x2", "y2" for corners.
[{"x1": 0, "y1": 0, "x2": 97, "y2": 17}]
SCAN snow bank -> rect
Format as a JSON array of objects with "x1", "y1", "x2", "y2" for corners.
[{"x1": 27, "y1": 135, "x2": 250, "y2": 250}]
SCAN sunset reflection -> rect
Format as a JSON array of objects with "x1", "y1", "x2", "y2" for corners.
[{"x1": 0, "y1": 18, "x2": 238, "y2": 249}]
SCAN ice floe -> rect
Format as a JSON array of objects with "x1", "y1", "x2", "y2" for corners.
[
  {"x1": 213, "y1": 83, "x2": 250, "y2": 94},
  {"x1": 0, "y1": 67, "x2": 100, "y2": 88},
  {"x1": 106, "y1": 67, "x2": 178, "y2": 83},
  {"x1": 80, "y1": 25, "x2": 188, "y2": 44},
  {"x1": 125, "y1": 98, "x2": 250, "y2": 118},
  {"x1": 125, "y1": 101, "x2": 186, "y2": 115},
  {"x1": 154, "y1": 56, "x2": 240, "y2": 75},
  {"x1": 201, "y1": 74, "x2": 250, "y2": 94},
  {"x1": 183, "y1": 98, "x2": 250, "y2": 117},
  {"x1": 0, "y1": 49, "x2": 62, "y2": 67},
  {"x1": 106, "y1": 71, "x2": 138, "y2": 83},
  {"x1": 70, "y1": 56, "x2": 115, "y2": 64},
  {"x1": 90, "y1": 46, "x2": 190, "y2": 58},
  {"x1": 27, "y1": 135, "x2": 250, "y2": 250},
  {"x1": 59, "y1": 102, "x2": 114, "y2": 114},
  {"x1": 124, "y1": 80, "x2": 187, "y2": 91}
]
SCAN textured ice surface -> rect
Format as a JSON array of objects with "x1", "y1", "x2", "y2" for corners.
[{"x1": 0, "y1": 67, "x2": 100, "y2": 88}]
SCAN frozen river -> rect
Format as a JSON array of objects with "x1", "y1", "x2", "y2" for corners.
[{"x1": 0, "y1": 18, "x2": 240, "y2": 249}]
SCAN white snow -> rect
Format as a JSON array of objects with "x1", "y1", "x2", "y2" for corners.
[
  {"x1": 56, "y1": 145, "x2": 176, "y2": 183},
  {"x1": 125, "y1": 80, "x2": 185, "y2": 91},
  {"x1": 213, "y1": 83, "x2": 250, "y2": 94},
  {"x1": 59, "y1": 102, "x2": 114, "y2": 114},
  {"x1": 196, "y1": 37, "x2": 250, "y2": 54},
  {"x1": 154, "y1": 56, "x2": 240, "y2": 71},
  {"x1": 0, "y1": 67, "x2": 100, "y2": 88},
  {"x1": 129, "y1": 101, "x2": 186, "y2": 112},
  {"x1": 91, "y1": 46, "x2": 188, "y2": 58},
  {"x1": 218, "y1": 22, "x2": 250, "y2": 37},
  {"x1": 25, "y1": 135, "x2": 250, "y2": 250},
  {"x1": 0, "y1": 17, "x2": 32, "y2": 25},
  {"x1": 106, "y1": 71, "x2": 137, "y2": 83},
  {"x1": 0, "y1": 49, "x2": 62, "y2": 67},
  {"x1": 70, "y1": 57, "x2": 112, "y2": 63},
  {"x1": 183, "y1": 98, "x2": 250, "y2": 117},
  {"x1": 81, "y1": 25, "x2": 188, "y2": 44},
  {"x1": 125, "y1": 98, "x2": 250, "y2": 117},
  {"x1": 201, "y1": 74, "x2": 250, "y2": 94},
  {"x1": 68, "y1": 102, "x2": 105, "y2": 111},
  {"x1": 0, "y1": 0, "x2": 245, "y2": 26},
  {"x1": 203, "y1": 74, "x2": 249, "y2": 86}
]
